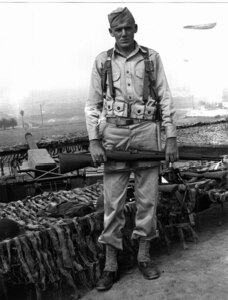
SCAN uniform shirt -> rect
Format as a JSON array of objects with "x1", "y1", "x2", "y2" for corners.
[{"x1": 85, "y1": 42, "x2": 176, "y2": 141}]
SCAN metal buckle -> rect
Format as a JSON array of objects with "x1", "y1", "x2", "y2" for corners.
[
  {"x1": 115, "y1": 118, "x2": 133, "y2": 126},
  {"x1": 125, "y1": 119, "x2": 133, "y2": 125}
]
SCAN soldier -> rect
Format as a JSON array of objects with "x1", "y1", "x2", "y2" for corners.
[{"x1": 85, "y1": 7, "x2": 178, "y2": 291}]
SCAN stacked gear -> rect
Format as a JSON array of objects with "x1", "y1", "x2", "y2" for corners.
[
  {"x1": 0, "y1": 183, "x2": 138, "y2": 300},
  {"x1": 0, "y1": 166, "x2": 228, "y2": 299}
]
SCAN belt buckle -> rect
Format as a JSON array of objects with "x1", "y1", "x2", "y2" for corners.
[
  {"x1": 125, "y1": 119, "x2": 133, "y2": 125},
  {"x1": 115, "y1": 117, "x2": 122, "y2": 127},
  {"x1": 115, "y1": 117, "x2": 133, "y2": 126}
]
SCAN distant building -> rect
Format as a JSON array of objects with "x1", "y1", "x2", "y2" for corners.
[
  {"x1": 173, "y1": 95, "x2": 195, "y2": 109},
  {"x1": 222, "y1": 88, "x2": 228, "y2": 101},
  {"x1": 222, "y1": 88, "x2": 228, "y2": 108}
]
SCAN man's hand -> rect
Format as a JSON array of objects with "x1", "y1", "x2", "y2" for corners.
[
  {"x1": 89, "y1": 139, "x2": 107, "y2": 167},
  {"x1": 165, "y1": 137, "x2": 179, "y2": 163}
]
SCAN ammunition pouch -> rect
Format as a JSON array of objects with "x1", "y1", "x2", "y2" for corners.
[
  {"x1": 104, "y1": 99, "x2": 159, "y2": 122},
  {"x1": 130, "y1": 104, "x2": 145, "y2": 119},
  {"x1": 104, "y1": 99, "x2": 128, "y2": 117},
  {"x1": 144, "y1": 106, "x2": 156, "y2": 120},
  {"x1": 144, "y1": 98, "x2": 159, "y2": 121},
  {"x1": 104, "y1": 99, "x2": 115, "y2": 116},
  {"x1": 101, "y1": 46, "x2": 161, "y2": 122},
  {"x1": 113, "y1": 101, "x2": 128, "y2": 117}
]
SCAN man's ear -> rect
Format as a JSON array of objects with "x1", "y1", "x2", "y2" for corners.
[
  {"x1": 109, "y1": 28, "x2": 114, "y2": 37},
  {"x1": 134, "y1": 24, "x2": 138, "y2": 33}
]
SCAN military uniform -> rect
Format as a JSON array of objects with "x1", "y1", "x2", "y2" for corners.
[
  {"x1": 85, "y1": 42, "x2": 176, "y2": 250},
  {"x1": 85, "y1": 7, "x2": 177, "y2": 289}
]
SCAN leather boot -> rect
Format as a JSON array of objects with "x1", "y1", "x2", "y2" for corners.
[
  {"x1": 96, "y1": 245, "x2": 118, "y2": 291},
  {"x1": 96, "y1": 271, "x2": 118, "y2": 291},
  {"x1": 138, "y1": 261, "x2": 160, "y2": 280},
  {"x1": 137, "y1": 239, "x2": 160, "y2": 280}
]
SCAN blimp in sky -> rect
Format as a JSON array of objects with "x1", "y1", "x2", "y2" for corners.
[{"x1": 183, "y1": 22, "x2": 217, "y2": 30}]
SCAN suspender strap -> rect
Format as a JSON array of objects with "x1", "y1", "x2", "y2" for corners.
[
  {"x1": 141, "y1": 46, "x2": 150, "y2": 103},
  {"x1": 101, "y1": 47, "x2": 159, "y2": 115},
  {"x1": 140, "y1": 46, "x2": 158, "y2": 103},
  {"x1": 101, "y1": 65, "x2": 107, "y2": 98},
  {"x1": 102, "y1": 48, "x2": 115, "y2": 99}
]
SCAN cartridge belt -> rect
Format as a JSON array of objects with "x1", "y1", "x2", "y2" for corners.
[
  {"x1": 106, "y1": 117, "x2": 150, "y2": 126},
  {"x1": 104, "y1": 99, "x2": 157, "y2": 121}
]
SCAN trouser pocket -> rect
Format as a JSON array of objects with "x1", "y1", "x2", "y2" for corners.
[{"x1": 131, "y1": 122, "x2": 158, "y2": 151}]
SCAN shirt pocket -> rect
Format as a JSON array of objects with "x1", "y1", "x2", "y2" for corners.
[
  {"x1": 112, "y1": 71, "x2": 121, "y2": 89},
  {"x1": 135, "y1": 68, "x2": 144, "y2": 79},
  {"x1": 106, "y1": 71, "x2": 121, "y2": 98},
  {"x1": 134, "y1": 68, "x2": 144, "y2": 96}
]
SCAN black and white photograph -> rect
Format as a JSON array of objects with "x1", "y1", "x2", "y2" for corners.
[{"x1": 0, "y1": 1, "x2": 228, "y2": 299}]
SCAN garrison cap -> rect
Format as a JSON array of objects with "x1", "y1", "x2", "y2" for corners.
[{"x1": 108, "y1": 7, "x2": 135, "y2": 28}]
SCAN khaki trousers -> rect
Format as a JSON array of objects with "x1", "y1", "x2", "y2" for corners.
[{"x1": 98, "y1": 121, "x2": 160, "y2": 250}]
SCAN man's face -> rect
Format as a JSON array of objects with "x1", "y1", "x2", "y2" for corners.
[{"x1": 109, "y1": 21, "x2": 138, "y2": 51}]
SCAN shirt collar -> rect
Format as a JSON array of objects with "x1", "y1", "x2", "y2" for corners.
[{"x1": 113, "y1": 41, "x2": 145, "y2": 58}]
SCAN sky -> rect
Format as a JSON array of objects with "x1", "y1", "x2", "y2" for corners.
[{"x1": 0, "y1": 1, "x2": 228, "y2": 109}]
